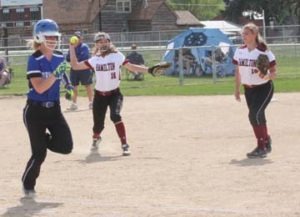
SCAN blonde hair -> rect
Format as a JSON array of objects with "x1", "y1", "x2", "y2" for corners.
[
  {"x1": 242, "y1": 23, "x2": 268, "y2": 49},
  {"x1": 26, "y1": 39, "x2": 41, "y2": 50}
]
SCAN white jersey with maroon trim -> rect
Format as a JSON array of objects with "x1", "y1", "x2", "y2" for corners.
[
  {"x1": 86, "y1": 51, "x2": 125, "y2": 91},
  {"x1": 233, "y1": 45, "x2": 276, "y2": 86}
]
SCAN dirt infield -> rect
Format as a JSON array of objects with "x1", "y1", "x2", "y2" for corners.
[{"x1": 0, "y1": 93, "x2": 300, "y2": 217}]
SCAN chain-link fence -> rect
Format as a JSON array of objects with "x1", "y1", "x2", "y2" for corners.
[{"x1": 0, "y1": 43, "x2": 299, "y2": 86}]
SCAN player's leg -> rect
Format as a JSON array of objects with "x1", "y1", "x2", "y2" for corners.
[
  {"x1": 245, "y1": 81, "x2": 273, "y2": 158},
  {"x1": 91, "y1": 93, "x2": 109, "y2": 149},
  {"x1": 79, "y1": 70, "x2": 94, "y2": 109},
  {"x1": 47, "y1": 112, "x2": 73, "y2": 154},
  {"x1": 109, "y1": 92, "x2": 130, "y2": 156},
  {"x1": 22, "y1": 104, "x2": 48, "y2": 195},
  {"x1": 68, "y1": 71, "x2": 79, "y2": 110}
]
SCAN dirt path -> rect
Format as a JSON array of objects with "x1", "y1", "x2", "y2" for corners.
[{"x1": 0, "y1": 93, "x2": 300, "y2": 217}]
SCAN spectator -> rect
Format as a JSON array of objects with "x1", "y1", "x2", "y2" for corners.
[
  {"x1": 126, "y1": 44, "x2": 145, "y2": 80},
  {"x1": 0, "y1": 57, "x2": 11, "y2": 87},
  {"x1": 66, "y1": 31, "x2": 94, "y2": 110}
]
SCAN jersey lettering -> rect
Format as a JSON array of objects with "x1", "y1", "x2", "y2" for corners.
[
  {"x1": 96, "y1": 62, "x2": 115, "y2": 71},
  {"x1": 238, "y1": 59, "x2": 256, "y2": 67}
]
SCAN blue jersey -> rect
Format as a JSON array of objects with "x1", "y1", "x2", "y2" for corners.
[
  {"x1": 26, "y1": 50, "x2": 66, "y2": 102},
  {"x1": 66, "y1": 42, "x2": 91, "y2": 73}
]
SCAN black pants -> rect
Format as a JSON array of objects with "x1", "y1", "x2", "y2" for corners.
[
  {"x1": 22, "y1": 102, "x2": 73, "y2": 190},
  {"x1": 92, "y1": 90, "x2": 123, "y2": 134},
  {"x1": 244, "y1": 81, "x2": 274, "y2": 126}
]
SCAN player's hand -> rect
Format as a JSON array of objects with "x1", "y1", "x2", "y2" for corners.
[
  {"x1": 53, "y1": 61, "x2": 67, "y2": 78},
  {"x1": 234, "y1": 90, "x2": 241, "y2": 102},
  {"x1": 65, "y1": 84, "x2": 74, "y2": 101}
]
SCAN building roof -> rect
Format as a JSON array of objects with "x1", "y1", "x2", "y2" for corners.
[
  {"x1": 174, "y1": 10, "x2": 202, "y2": 26},
  {"x1": 43, "y1": 0, "x2": 107, "y2": 24}
]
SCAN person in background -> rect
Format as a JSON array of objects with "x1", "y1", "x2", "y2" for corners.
[
  {"x1": 66, "y1": 31, "x2": 93, "y2": 110},
  {"x1": 233, "y1": 23, "x2": 277, "y2": 158},
  {"x1": 0, "y1": 57, "x2": 11, "y2": 87},
  {"x1": 22, "y1": 19, "x2": 73, "y2": 197},
  {"x1": 126, "y1": 43, "x2": 145, "y2": 80}
]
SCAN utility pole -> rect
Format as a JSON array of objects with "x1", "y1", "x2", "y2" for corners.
[{"x1": 99, "y1": 0, "x2": 102, "y2": 31}]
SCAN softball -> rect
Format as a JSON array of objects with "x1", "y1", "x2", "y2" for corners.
[{"x1": 69, "y1": 36, "x2": 79, "y2": 45}]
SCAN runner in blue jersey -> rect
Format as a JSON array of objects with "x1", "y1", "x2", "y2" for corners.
[{"x1": 22, "y1": 19, "x2": 73, "y2": 197}]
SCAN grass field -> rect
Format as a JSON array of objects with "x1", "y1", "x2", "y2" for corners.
[{"x1": 0, "y1": 52, "x2": 299, "y2": 96}]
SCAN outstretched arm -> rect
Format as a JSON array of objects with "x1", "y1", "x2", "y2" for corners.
[{"x1": 123, "y1": 62, "x2": 149, "y2": 73}]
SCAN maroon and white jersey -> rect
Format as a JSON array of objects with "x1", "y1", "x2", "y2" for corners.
[
  {"x1": 85, "y1": 51, "x2": 125, "y2": 91},
  {"x1": 233, "y1": 45, "x2": 276, "y2": 86}
]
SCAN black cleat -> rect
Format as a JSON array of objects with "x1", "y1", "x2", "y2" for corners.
[
  {"x1": 265, "y1": 137, "x2": 272, "y2": 153},
  {"x1": 247, "y1": 147, "x2": 267, "y2": 159}
]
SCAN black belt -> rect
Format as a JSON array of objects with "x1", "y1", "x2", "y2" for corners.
[
  {"x1": 27, "y1": 100, "x2": 59, "y2": 108},
  {"x1": 243, "y1": 84, "x2": 259, "y2": 89},
  {"x1": 243, "y1": 81, "x2": 270, "y2": 89},
  {"x1": 95, "y1": 88, "x2": 119, "y2": 96}
]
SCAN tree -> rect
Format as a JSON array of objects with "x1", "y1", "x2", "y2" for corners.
[
  {"x1": 223, "y1": 0, "x2": 300, "y2": 25},
  {"x1": 167, "y1": 0, "x2": 225, "y2": 20}
]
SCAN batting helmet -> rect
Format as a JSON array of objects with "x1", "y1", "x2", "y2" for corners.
[{"x1": 33, "y1": 19, "x2": 61, "y2": 44}]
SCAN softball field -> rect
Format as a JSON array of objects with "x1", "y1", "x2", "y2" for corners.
[{"x1": 0, "y1": 93, "x2": 300, "y2": 217}]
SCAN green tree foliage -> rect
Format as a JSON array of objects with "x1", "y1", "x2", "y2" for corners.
[
  {"x1": 167, "y1": 0, "x2": 225, "y2": 20},
  {"x1": 223, "y1": 0, "x2": 300, "y2": 25}
]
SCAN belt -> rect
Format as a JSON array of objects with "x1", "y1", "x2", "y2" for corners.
[
  {"x1": 243, "y1": 84, "x2": 259, "y2": 89},
  {"x1": 243, "y1": 81, "x2": 270, "y2": 89},
  {"x1": 27, "y1": 100, "x2": 59, "y2": 108},
  {"x1": 95, "y1": 88, "x2": 119, "y2": 96}
]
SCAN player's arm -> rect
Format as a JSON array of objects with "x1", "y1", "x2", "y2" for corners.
[
  {"x1": 123, "y1": 61, "x2": 149, "y2": 73},
  {"x1": 234, "y1": 66, "x2": 241, "y2": 102},
  {"x1": 30, "y1": 76, "x2": 57, "y2": 94},
  {"x1": 69, "y1": 44, "x2": 90, "y2": 70},
  {"x1": 268, "y1": 65, "x2": 277, "y2": 80}
]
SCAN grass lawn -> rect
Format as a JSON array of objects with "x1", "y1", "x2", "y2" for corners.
[{"x1": 0, "y1": 54, "x2": 299, "y2": 96}]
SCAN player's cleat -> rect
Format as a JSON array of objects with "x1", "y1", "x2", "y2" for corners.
[
  {"x1": 122, "y1": 144, "x2": 131, "y2": 156},
  {"x1": 247, "y1": 147, "x2": 267, "y2": 158},
  {"x1": 265, "y1": 136, "x2": 272, "y2": 153},
  {"x1": 91, "y1": 137, "x2": 101, "y2": 150},
  {"x1": 23, "y1": 188, "x2": 36, "y2": 198},
  {"x1": 67, "y1": 103, "x2": 78, "y2": 111}
]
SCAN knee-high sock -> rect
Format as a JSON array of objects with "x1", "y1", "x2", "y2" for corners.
[
  {"x1": 115, "y1": 121, "x2": 127, "y2": 144},
  {"x1": 252, "y1": 125, "x2": 268, "y2": 149}
]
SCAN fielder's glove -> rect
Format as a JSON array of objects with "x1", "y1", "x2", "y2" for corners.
[
  {"x1": 148, "y1": 61, "x2": 171, "y2": 76},
  {"x1": 256, "y1": 54, "x2": 269, "y2": 76},
  {"x1": 65, "y1": 84, "x2": 74, "y2": 101},
  {"x1": 53, "y1": 61, "x2": 67, "y2": 78}
]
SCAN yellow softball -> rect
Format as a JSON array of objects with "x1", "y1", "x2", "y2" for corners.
[{"x1": 69, "y1": 36, "x2": 79, "y2": 45}]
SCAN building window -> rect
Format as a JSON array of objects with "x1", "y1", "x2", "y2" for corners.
[
  {"x1": 30, "y1": 7, "x2": 39, "y2": 12},
  {"x1": 16, "y1": 21, "x2": 24, "y2": 27},
  {"x1": 2, "y1": 8, "x2": 10, "y2": 21},
  {"x1": 3, "y1": 8, "x2": 10, "y2": 14},
  {"x1": 116, "y1": 0, "x2": 131, "y2": 13},
  {"x1": 16, "y1": 8, "x2": 25, "y2": 13}
]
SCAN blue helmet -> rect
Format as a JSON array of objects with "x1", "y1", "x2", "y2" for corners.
[{"x1": 33, "y1": 19, "x2": 61, "y2": 44}]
